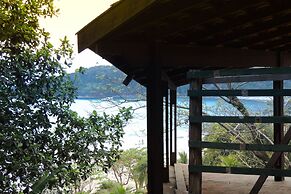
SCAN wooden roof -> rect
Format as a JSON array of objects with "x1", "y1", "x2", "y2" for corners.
[{"x1": 77, "y1": 0, "x2": 291, "y2": 87}]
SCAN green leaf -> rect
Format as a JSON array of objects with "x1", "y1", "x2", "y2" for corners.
[{"x1": 31, "y1": 172, "x2": 52, "y2": 194}]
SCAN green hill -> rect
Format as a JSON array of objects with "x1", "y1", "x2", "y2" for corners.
[
  {"x1": 70, "y1": 66, "x2": 291, "y2": 99},
  {"x1": 70, "y1": 66, "x2": 145, "y2": 99}
]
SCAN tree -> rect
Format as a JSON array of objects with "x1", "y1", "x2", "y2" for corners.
[
  {"x1": 202, "y1": 82, "x2": 291, "y2": 168},
  {"x1": 111, "y1": 148, "x2": 147, "y2": 191},
  {"x1": 0, "y1": 0, "x2": 132, "y2": 193}
]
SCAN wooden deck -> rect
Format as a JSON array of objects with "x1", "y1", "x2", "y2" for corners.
[
  {"x1": 166, "y1": 164, "x2": 291, "y2": 194},
  {"x1": 163, "y1": 166, "x2": 176, "y2": 194}
]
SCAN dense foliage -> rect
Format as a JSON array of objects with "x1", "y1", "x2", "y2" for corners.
[{"x1": 0, "y1": 0, "x2": 132, "y2": 193}]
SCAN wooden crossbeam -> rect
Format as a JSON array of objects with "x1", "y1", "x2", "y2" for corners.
[
  {"x1": 250, "y1": 126, "x2": 291, "y2": 194},
  {"x1": 188, "y1": 89, "x2": 291, "y2": 97},
  {"x1": 187, "y1": 67, "x2": 291, "y2": 79},
  {"x1": 189, "y1": 141, "x2": 291, "y2": 152},
  {"x1": 189, "y1": 116, "x2": 291, "y2": 124},
  {"x1": 189, "y1": 165, "x2": 291, "y2": 177},
  {"x1": 203, "y1": 74, "x2": 291, "y2": 84}
]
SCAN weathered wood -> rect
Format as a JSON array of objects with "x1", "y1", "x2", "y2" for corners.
[
  {"x1": 189, "y1": 78, "x2": 202, "y2": 194},
  {"x1": 77, "y1": 0, "x2": 156, "y2": 52},
  {"x1": 188, "y1": 89, "x2": 291, "y2": 97},
  {"x1": 174, "y1": 164, "x2": 187, "y2": 193},
  {"x1": 187, "y1": 66, "x2": 291, "y2": 79},
  {"x1": 189, "y1": 116, "x2": 291, "y2": 124},
  {"x1": 189, "y1": 165, "x2": 291, "y2": 177},
  {"x1": 200, "y1": 9, "x2": 291, "y2": 47},
  {"x1": 250, "y1": 126, "x2": 291, "y2": 194},
  {"x1": 160, "y1": 45, "x2": 291, "y2": 69},
  {"x1": 169, "y1": 89, "x2": 177, "y2": 166},
  {"x1": 174, "y1": 90, "x2": 177, "y2": 164},
  {"x1": 273, "y1": 80, "x2": 285, "y2": 181},
  {"x1": 162, "y1": 72, "x2": 177, "y2": 90},
  {"x1": 147, "y1": 44, "x2": 163, "y2": 194},
  {"x1": 189, "y1": 141, "x2": 291, "y2": 152},
  {"x1": 164, "y1": 89, "x2": 169, "y2": 183},
  {"x1": 203, "y1": 74, "x2": 291, "y2": 84},
  {"x1": 224, "y1": 24, "x2": 291, "y2": 48},
  {"x1": 96, "y1": 42, "x2": 291, "y2": 69},
  {"x1": 163, "y1": 166, "x2": 176, "y2": 194}
]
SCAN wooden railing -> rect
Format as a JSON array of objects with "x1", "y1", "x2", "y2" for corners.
[{"x1": 187, "y1": 67, "x2": 291, "y2": 194}]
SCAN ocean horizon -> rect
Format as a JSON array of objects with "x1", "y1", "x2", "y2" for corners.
[{"x1": 70, "y1": 97, "x2": 276, "y2": 152}]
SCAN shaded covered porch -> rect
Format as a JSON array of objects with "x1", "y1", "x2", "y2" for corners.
[
  {"x1": 171, "y1": 163, "x2": 291, "y2": 194},
  {"x1": 77, "y1": 0, "x2": 291, "y2": 193}
]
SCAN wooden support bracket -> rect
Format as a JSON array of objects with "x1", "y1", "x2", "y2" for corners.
[{"x1": 250, "y1": 126, "x2": 291, "y2": 194}]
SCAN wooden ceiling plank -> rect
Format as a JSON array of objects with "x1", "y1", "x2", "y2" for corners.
[
  {"x1": 198, "y1": 8, "x2": 291, "y2": 46},
  {"x1": 225, "y1": 24, "x2": 291, "y2": 48},
  {"x1": 126, "y1": 0, "x2": 269, "y2": 42},
  {"x1": 114, "y1": 0, "x2": 213, "y2": 40},
  {"x1": 250, "y1": 36, "x2": 291, "y2": 50}
]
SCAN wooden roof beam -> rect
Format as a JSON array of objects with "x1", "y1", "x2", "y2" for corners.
[
  {"x1": 95, "y1": 41, "x2": 291, "y2": 69},
  {"x1": 204, "y1": 74, "x2": 291, "y2": 84},
  {"x1": 158, "y1": 44, "x2": 291, "y2": 69},
  {"x1": 77, "y1": 0, "x2": 157, "y2": 52}
]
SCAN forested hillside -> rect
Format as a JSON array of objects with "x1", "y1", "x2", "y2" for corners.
[
  {"x1": 71, "y1": 66, "x2": 291, "y2": 99},
  {"x1": 71, "y1": 66, "x2": 145, "y2": 99}
]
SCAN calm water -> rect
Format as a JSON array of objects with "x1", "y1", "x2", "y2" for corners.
[{"x1": 70, "y1": 97, "x2": 273, "y2": 151}]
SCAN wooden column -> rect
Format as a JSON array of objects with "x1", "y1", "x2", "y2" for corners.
[
  {"x1": 146, "y1": 45, "x2": 163, "y2": 194},
  {"x1": 174, "y1": 90, "x2": 177, "y2": 163},
  {"x1": 163, "y1": 87, "x2": 170, "y2": 182},
  {"x1": 170, "y1": 90, "x2": 173, "y2": 166},
  {"x1": 273, "y1": 80, "x2": 284, "y2": 181},
  {"x1": 189, "y1": 79, "x2": 202, "y2": 194},
  {"x1": 170, "y1": 89, "x2": 177, "y2": 165}
]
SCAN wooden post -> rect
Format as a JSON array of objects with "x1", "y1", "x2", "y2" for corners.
[
  {"x1": 274, "y1": 51, "x2": 284, "y2": 182},
  {"x1": 164, "y1": 88, "x2": 170, "y2": 182},
  {"x1": 189, "y1": 78, "x2": 202, "y2": 194},
  {"x1": 273, "y1": 80, "x2": 284, "y2": 181},
  {"x1": 170, "y1": 89, "x2": 177, "y2": 165},
  {"x1": 147, "y1": 44, "x2": 163, "y2": 194},
  {"x1": 170, "y1": 90, "x2": 174, "y2": 166},
  {"x1": 174, "y1": 90, "x2": 177, "y2": 164}
]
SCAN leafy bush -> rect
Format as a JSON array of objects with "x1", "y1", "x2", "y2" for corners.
[
  {"x1": 178, "y1": 151, "x2": 188, "y2": 164},
  {"x1": 0, "y1": 0, "x2": 133, "y2": 193}
]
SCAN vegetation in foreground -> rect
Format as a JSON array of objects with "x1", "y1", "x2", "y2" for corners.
[{"x1": 0, "y1": 1, "x2": 132, "y2": 193}]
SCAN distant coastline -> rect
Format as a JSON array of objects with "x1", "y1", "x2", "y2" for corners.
[{"x1": 71, "y1": 65, "x2": 291, "y2": 99}]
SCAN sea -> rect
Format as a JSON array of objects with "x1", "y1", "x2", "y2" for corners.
[{"x1": 70, "y1": 96, "x2": 280, "y2": 153}]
